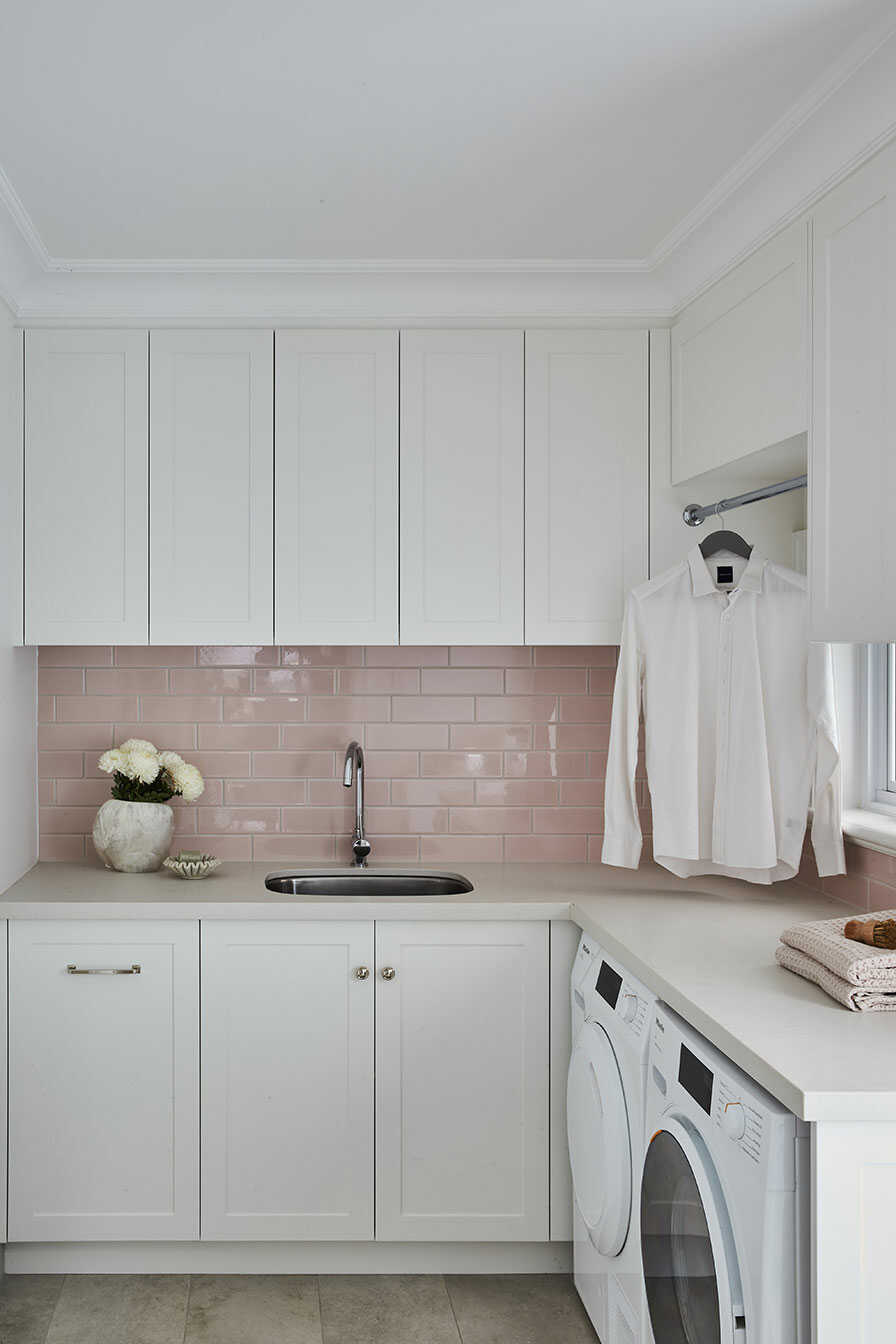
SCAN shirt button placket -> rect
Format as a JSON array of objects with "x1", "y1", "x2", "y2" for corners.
[{"x1": 714, "y1": 603, "x2": 733, "y2": 862}]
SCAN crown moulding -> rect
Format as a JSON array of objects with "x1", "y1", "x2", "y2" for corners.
[{"x1": 2, "y1": 18, "x2": 896, "y2": 324}]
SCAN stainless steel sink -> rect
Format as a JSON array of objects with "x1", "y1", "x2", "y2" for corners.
[{"x1": 264, "y1": 869, "x2": 474, "y2": 897}]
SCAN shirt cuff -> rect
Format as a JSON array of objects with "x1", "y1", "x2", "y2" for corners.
[
  {"x1": 812, "y1": 828, "x2": 846, "y2": 878},
  {"x1": 601, "y1": 833, "x2": 642, "y2": 869}
]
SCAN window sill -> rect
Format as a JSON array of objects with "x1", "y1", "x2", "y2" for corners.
[{"x1": 842, "y1": 808, "x2": 896, "y2": 858}]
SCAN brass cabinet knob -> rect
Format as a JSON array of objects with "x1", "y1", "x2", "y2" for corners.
[
  {"x1": 354, "y1": 966, "x2": 370, "y2": 980},
  {"x1": 381, "y1": 966, "x2": 397, "y2": 981}
]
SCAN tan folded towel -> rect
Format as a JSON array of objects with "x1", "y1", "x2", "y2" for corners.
[
  {"x1": 779, "y1": 908, "x2": 896, "y2": 987},
  {"x1": 775, "y1": 942, "x2": 896, "y2": 1011}
]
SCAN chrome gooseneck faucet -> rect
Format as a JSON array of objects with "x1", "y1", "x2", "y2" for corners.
[{"x1": 343, "y1": 740, "x2": 371, "y2": 867}]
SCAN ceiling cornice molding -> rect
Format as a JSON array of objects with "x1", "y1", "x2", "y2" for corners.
[
  {"x1": 2, "y1": 16, "x2": 895, "y2": 321},
  {"x1": 45, "y1": 256, "x2": 652, "y2": 276},
  {"x1": 646, "y1": 10, "x2": 896, "y2": 269},
  {"x1": 0, "y1": 163, "x2": 51, "y2": 271}
]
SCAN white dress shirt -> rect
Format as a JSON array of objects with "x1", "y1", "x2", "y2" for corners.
[{"x1": 601, "y1": 546, "x2": 845, "y2": 884}]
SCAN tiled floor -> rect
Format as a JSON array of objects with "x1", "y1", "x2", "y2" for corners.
[{"x1": 0, "y1": 1273, "x2": 599, "y2": 1344}]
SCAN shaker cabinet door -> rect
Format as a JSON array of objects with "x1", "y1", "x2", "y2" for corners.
[
  {"x1": 400, "y1": 329, "x2": 524, "y2": 644},
  {"x1": 525, "y1": 329, "x2": 648, "y2": 644},
  {"x1": 8, "y1": 920, "x2": 199, "y2": 1241},
  {"x1": 810, "y1": 142, "x2": 896, "y2": 642},
  {"x1": 275, "y1": 330, "x2": 398, "y2": 644},
  {"x1": 201, "y1": 921, "x2": 375, "y2": 1240},
  {"x1": 149, "y1": 330, "x2": 274, "y2": 644},
  {"x1": 374, "y1": 920, "x2": 549, "y2": 1241},
  {"x1": 25, "y1": 329, "x2": 149, "y2": 645}
]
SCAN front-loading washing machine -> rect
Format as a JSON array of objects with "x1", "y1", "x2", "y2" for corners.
[
  {"x1": 640, "y1": 1005, "x2": 809, "y2": 1344},
  {"x1": 568, "y1": 933, "x2": 656, "y2": 1343}
]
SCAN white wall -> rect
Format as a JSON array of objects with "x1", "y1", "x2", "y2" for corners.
[{"x1": 0, "y1": 299, "x2": 37, "y2": 888}]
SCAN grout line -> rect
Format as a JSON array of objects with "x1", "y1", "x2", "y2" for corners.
[
  {"x1": 443, "y1": 1274, "x2": 465, "y2": 1344},
  {"x1": 181, "y1": 1274, "x2": 192, "y2": 1344}
]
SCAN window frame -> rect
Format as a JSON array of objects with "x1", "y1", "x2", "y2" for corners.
[{"x1": 867, "y1": 642, "x2": 896, "y2": 808}]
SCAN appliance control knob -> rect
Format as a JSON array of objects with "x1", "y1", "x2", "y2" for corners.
[
  {"x1": 722, "y1": 1101, "x2": 746, "y2": 1140},
  {"x1": 621, "y1": 993, "x2": 639, "y2": 1024}
]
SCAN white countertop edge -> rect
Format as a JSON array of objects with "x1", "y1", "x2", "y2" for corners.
[{"x1": 0, "y1": 899, "x2": 573, "y2": 922}]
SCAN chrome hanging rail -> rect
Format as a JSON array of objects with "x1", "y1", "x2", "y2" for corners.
[{"x1": 682, "y1": 474, "x2": 807, "y2": 527}]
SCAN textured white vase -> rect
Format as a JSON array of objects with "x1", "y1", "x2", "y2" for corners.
[{"x1": 92, "y1": 800, "x2": 175, "y2": 873}]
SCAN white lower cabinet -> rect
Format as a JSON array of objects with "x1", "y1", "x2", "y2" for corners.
[
  {"x1": 201, "y1": 921, "x2": 375, "y2": 1240},
  {"x1": 7, "y1": 916, "x2": 556, "y2": 1247},
  {"x1": 375, "y1": 921, "x2": 549, "y2": 1241},
  {"x1": 8, "y1": 921, "x2": 199, "y2": 1242}
]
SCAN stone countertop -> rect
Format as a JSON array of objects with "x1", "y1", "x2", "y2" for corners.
[{"x1": 1, "y1": 858, "x2": 883, "y2": 1122}]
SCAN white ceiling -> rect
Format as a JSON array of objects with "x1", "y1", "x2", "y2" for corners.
[{"x1": 0, "y1": 0, "x2": 892, "y2": 266}]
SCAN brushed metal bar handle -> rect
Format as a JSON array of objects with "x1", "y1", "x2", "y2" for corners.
[{"x1": 66, "y1": 964, "x2": 141, "y2": 975}]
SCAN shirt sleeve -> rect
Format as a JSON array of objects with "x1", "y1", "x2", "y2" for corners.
[
  {"x1": 808, "y1": 641, "x2": 846, "y2": 878},
  {"x1": 601, "y1": 594, "x2": 644, "y2": 869}
]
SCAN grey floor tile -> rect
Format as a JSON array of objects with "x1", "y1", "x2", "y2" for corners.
[
  {"x1": 445, "y1": 1274, "x2": 598, "y2": 1344},
  {"x1": 184, "y1": 1275, "x2": 321, "y2": 1344},
  {"x1": 44, "y1": 1275, "x2": 189, "y2": 1344},
  {"x1": 318, "y1": 1275, "x2": 461, "y2": 1344},
  {"x1": 0, "y1": 1274, "x2": 65, "y2": 1344}
]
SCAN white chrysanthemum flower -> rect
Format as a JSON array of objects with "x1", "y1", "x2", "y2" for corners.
[
  {"x1": 119, "y1": 738, "x2": 158, "y2": 756},
  {"x1": 159, "y1": 750, "x2": 184, "y2": 770},
  {"x1": 127, "y1": 749, "x2": 161, "y2": 784},
  {"x1": 98, "y1": 747, "x2": 127, "y2": 775},
  {"x1": 174, "y1": 763, "x2": 204, "y2": 802}
]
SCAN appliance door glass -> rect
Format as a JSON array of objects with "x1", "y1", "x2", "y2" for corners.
[
  {"x1": 567, "y1": 1019, "x2": 631, "y2": 1257},
  {"x1": 640, "y1": 1126, "x2": 740, "y2": 1344}
]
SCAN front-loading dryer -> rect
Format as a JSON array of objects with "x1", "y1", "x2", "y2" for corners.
[
  {"x1": 641, "y1": 1005, "x2": 809, "y2": 1344},
  {"x1": 568, "y1": 935, "x2": 656, "y2": 1343}
]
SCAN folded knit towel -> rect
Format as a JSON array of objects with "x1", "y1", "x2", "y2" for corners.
[
  {"x1": 779, "y1": 908, "x2": 896, "y2": 987},
  {"x1": 775, "y1": 942, "x2": 896, "y2": 1011}
]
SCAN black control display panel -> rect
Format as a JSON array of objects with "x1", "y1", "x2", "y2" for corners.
[
  {"x1": 595, "y1": 960, "x2": 622, "y2": 1010},
  {"x1": 679, "y1": 1043, "x2": 714, "y2": 1115}
]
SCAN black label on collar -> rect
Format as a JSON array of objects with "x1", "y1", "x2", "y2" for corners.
[{"x1": 716, "y1": 565, "x2": 734, "y2": 585}]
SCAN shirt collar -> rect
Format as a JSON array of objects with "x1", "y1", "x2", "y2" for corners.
[{"x1": 687, "y1": 545, "x2": 767, "y2": 597}]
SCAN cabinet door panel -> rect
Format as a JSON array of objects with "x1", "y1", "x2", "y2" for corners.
[
  {"x1": 810, "y1": 143, "x2": 896, "y2": 642},
  {"x1": 275, "y1": 330, "x2": 398, "y2": 644},
  {"x1": 202, "y1": 921, "x2": 374, "y2": 1240},
  {"x1": 375, "y1": 920, "x2": 548, "y2": 1241},
  {"x1": 25, "y1": 329, "x2": 148, "y2": 644},
  {"x1": 150, "y1": 330, "x2": 274, "y2": 644},
  {"x1": 525, "y1": 330, "x2": 647, "y2": 644},
  {"x1": 400, "y1": 330, "x2": 524, "y2": 644},
  {"x1": 8, "y1": 920, "x2": 198, "y2": 1241},
  {"x1": 671, "y1": 223, "x2": 808, "y2": 483}
]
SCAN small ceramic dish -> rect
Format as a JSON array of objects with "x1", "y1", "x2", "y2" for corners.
[{"x1": 163, "y1": 851, "x2": 221, "y2": 880}]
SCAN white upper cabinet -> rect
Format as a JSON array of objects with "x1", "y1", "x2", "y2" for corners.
[
  {"x1": 671, "y1": 222, "x2": 808, "y2": 483},
  {"x1": 400, "y1": 329, "x2": 524, "y2": 645},
  {"x1": 8, "y1": 920, "x2": 199, "y2": 1242},
  {"x1": 149, "y1": 330, "x2": 274, "y2": 644},
  {"x1": 375, "y1": 920, "x2": 549, "y2": 1241},
  {"x1": 525, "y1": 329, "x2": 648, "y2": 645},
  {"x1": 810, "y1": 145, "x2": 896, "y2": 643},
  {"x1": 275, "y1": 330, "x2": 398, "y2": 645},
  {"x1": 25, "y1": 329, "x2": 148, "y2": 645}
]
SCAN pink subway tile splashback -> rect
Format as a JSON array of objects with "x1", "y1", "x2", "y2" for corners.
[{"x1": 39, "y1": 644, "x2": 641, "y2": 862}]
